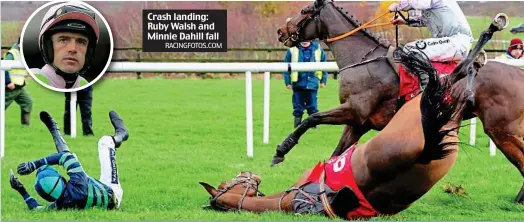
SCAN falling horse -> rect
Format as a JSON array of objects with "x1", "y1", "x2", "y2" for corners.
[
  {"x1": 199, "y1": 22, "x2": 492, "y2": 219},
  {"x1": 272, "y1": 0, "x2": 524, "y2": 203}
]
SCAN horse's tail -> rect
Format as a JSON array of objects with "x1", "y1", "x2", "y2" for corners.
[{"x1": 398, "y1": 50, "x2": 462, "y2": 163}]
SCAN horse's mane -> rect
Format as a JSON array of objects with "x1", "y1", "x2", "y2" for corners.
[
  {"x1": 397, "y1": 50, "x2": 461, "y2": 163},
  {"x1": 333, "y1": 4, "x2": 390, "y2": 47}
]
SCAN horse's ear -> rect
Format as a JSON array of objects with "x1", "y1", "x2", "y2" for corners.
[{"x1": 199, "y1": 182, "x2": 219, "y2": 197}]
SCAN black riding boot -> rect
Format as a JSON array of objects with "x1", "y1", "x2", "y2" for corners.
[
  {"x1": 294, "y1": 117, "x2": 302, "y2": 128},
  {"x1": 109, "y1": 110, "x2": 129, "y2": 149},
  {"x1": 40, "y1": 111, "x2": 69, "y2": 153},
  {"x1": 21, "y1": 111, "x2": 30, "y2": 126}
]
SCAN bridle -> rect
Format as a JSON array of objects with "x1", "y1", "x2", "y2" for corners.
[
  {"x1": 283, "y1": 0, "x2": 392, "y2": 44},
  {"x1": 209, "y1": 172, "x2": 266, "y2": 211},
  {"x1": 281, "y1": 2, "x2": 327, "y2": 46},
  {"x1": 282, "y1": 0, "x2": 407, "y2": 71}
]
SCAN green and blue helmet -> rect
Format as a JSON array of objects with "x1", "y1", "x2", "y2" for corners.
[{"x1": 34, "y1": 165, "x2": 66, "y2": 202}]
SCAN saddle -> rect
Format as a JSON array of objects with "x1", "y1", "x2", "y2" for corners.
[
  {"x1": 384, "y1": 46, "x2": 488, "y2": 109},
  {"x1": 384, "y1": 46, "x2": 489, "y2": 77}
]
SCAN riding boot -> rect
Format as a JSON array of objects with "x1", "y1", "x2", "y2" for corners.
[
  {"x1": 40, "y1": 111, "x2": 70, "y2": 153},
  {"x1": 21, "y1": 111, "x2": 30, "y2": 126},
  {"x1": 109, "y1": 110, "x2": 129, "y2": 149},
  {"x1": 294, "y1": 117, "x2": 302, "y2": 128}
]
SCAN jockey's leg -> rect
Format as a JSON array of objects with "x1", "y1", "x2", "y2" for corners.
[
  {"x1": 98, "y1": 135, "x2": 123, "y2": 208},
  {"x1": 40, "y1": 111, "x2": 70, "y2": 153},
  {"x1": 98, "y1": 110, "x2": 129, "y2": 209},
  {"x1": 402, "y1": 33, "x2": 473, "y2": 91}
]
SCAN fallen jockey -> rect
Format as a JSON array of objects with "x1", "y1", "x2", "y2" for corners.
[{"x1": 9, "y1": 110, "x2": 129, "y2": 210}]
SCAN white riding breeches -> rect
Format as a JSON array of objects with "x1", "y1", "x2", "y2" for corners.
[
  {"x1": 403, "y1": 33, "x2": 473, "y2": 62},
  {"x1": 98, "y1": 136, "x2": 123, "y2": 209}
]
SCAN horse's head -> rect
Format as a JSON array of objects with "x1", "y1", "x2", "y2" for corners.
[
  {"x1": 200, "y1": 172, "x2": 265, "y2": 211},
  {"x1": 219, "y1": 171, "x2": 263, "y2": 197},
  {"x1": 277, "y1": 0, "x2": 334, "y2": 47},
  {"x1": 200, "y1": 182, "x2": 219, "y2": 198}
]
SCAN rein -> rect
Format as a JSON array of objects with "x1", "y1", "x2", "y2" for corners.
[
  {"x1": 324, "y1": 6, "x2": 398, "y2": 71},
  {"x1": 319, "y1": 170, "x2": 337, "y2": 218},
  {"x1": 289, "y1": 2, "x2": 408, "y2": 71},
  {"x1": 327, "y1": 11, "x2": 391, "y2": 43}
]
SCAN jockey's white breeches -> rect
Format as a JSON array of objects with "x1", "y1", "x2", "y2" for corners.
[{"x1": 403, "y1": 33, "x2": 473, "y2": 62}]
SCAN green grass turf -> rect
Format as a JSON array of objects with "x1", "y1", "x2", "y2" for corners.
[{"x1": 2, "y1": 78, "x2": 523, "y2": 220}]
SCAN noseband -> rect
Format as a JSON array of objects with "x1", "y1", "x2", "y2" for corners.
[
  {"x1": 208, "y1": 172, "x2": 266, "y2": 211},
  {"x1": 283, "y1": 1, "x2": 328, "y2": 44}
]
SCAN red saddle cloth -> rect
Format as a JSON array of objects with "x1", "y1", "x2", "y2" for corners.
[
  {"x1": 398, "y1": 62, "x2": 458, "y2": 102},
  {"x1": 305, "y1": 143, "x2": 379, "y2": 219}
]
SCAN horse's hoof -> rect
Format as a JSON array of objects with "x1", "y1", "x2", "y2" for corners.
[
  {"x1": 492, "y1": 13, "x2": 509, "y2": 31},
  {"x1": 474, "y1": 50, "x2": 488, "y2": 68},
  {"x1": 271, "y1": 155, "x2": 285, "y2": 167}
]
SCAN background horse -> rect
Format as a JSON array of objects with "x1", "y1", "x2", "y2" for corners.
[
  {"x1": 273, "y1": 0, "x2": 524, "y2": 203},
  {"x1": 199, "y1": 24, "x2": 491, "y2": 218}
]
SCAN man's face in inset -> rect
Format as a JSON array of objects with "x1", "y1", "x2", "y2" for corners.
[{"x1": 51, "y1": 32, "x2": 88, "y2": 74}]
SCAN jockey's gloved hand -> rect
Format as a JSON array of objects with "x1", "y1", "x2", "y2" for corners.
[
  {"x1": 17, "y1": 162, "x2": 36, "y2": 175},
  {"x1": 10, "y1": 170, "x2": 28, "y2": 195}
]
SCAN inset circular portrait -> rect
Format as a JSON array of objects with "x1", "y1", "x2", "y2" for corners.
[{"x1": 20, "y1": 0, "x2": 113, "y2": 92}]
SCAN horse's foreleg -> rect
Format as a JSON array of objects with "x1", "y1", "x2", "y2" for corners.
[
  {"x1": 221, "y1": 169, "x2": 316, "y2": 212},
  {"x1": 330, "y1": 125, "x2": 353, "y2": 157},
  {"x1": 485, "y1": 131, "x2": 524, "y2": 203},
  {"x1": 271, "y1": 103, "x2": 357, "y2": 166},
  {"x1": 331, "y1": 123, "x2": 370, "y2": 157}
]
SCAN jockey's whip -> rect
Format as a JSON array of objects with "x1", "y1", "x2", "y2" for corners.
[{"x1": 395, "y1": 12, "x2": 399, "y2": 48}]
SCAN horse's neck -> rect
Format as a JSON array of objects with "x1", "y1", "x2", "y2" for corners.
[
  {"x1": 216, "y1": 192, "x2": 293, "y2": 212},
  {"x1": 325, "y1": 15, "x2": 388, "y2": 69},
  {"x1": 330, "y1": 39, "x2": 388, "y2": 68}
]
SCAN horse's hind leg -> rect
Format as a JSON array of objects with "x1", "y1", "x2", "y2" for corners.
[
  {"x1": 485, "y1": 131, "x2": 524, "y2": 203},
  {"x1": 271, "y1": 102, "x2": 359, "y2": 166}
]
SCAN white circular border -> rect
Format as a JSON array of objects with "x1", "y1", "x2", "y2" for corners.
[{"x1": 19, "y1": 0, "x2": 114, "y2": 93}]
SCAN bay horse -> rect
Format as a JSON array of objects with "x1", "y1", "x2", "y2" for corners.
[
  {"x1": 272, "y1": 0, "x2": 524, "y2": 203},
  {"x1": 199, "y1": 24, "x2": 492, "y2": 218}
]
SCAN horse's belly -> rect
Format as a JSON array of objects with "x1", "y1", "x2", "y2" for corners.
[{"x1": 366, "y1": 151, "x2": 458, "y2": 214}]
